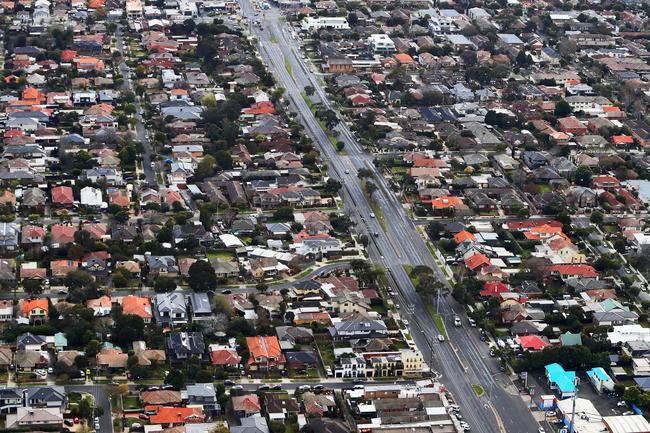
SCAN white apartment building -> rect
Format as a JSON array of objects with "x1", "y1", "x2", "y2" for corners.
[
  {"x1": 368, "y1": 34, "x2": 395, "y2": 54},
  {"x1": 301, "y1": 16, "x2": 349, "y2": 31}
]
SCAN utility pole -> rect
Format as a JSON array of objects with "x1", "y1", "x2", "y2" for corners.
[{"x1": 569, "y1": 377, "x2": 580, "y2": 433}]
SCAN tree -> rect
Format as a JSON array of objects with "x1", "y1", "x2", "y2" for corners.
[
  {"x1": 304, "y1": 85, "x2": 315, "y2": 96},
  {"x1": 23, "y1": 279, "x2": 43, "y2": 295},
  {"x1": 364, "y1": 181, "x2": 378, "y2": 196},
  {"x1": 557, "y1": 39, "x2": 577, "y2": 59},
  {"x1": 112, "y1": 314, "x2": 145, "y2": 348},
  {"x1": 273, "y1": 206, "x2": 294, "y2": 222},
  {"x1": 64, "y1": 270, "x2": 94, "y2": 289},
  {"x1": 194, "y1": 155, "x2": 216, "y2": 180},
  {"x1": 84, "y1": 339, "x2": 101, "y2": 357},
  {"x1": 154, "y1": 276, "x2": 177, "y2": 292},
  {"x1": 573, "y1": 165, "x2": 592, "y2": 187},
  {"x1": 164, "y1": 369, "x2": 186, "y2": 390},
  {"x1": 357, "y1": 168, "x2": 373, "y2": 179},
  {"x1": 188, "y1": 261, "x2": 217, "y2": 292},
  {"x1": 590, "y1": 211, "x2": 604, "y2": 225},
  {"x1": 554, "y1": 100, "x2": 572, "y2": 118},
  {"x1": 323, "y1": 178, "x2": 342, "y2": 195}
]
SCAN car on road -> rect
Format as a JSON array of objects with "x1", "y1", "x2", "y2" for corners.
[
  {"x1": 94, "y1": 417, "x2": 100, "y2": 430},
  {"x1": 138, "y1": 414, "x2": 150, "y2": 421},
  {"x1": 454, "y1": 316, "x2": 462, "y2": 327},
  {"x1": 344, "y1": 170, "x2": 349, "y2": 174},
  {"x1": 221, "y1": 289, "x2": 232, "y2": 294},
  {"x1": 437, "y1": 334, "x2": 445, "y2": 342},
  {"x1": 460, "y1": 421, "x2": 470, "y2": 431},
  {"x1": 468, "y1": 318, "x2": 476, "y2": 327},
  {"x1": 403, "y1": 319, "x2": 409, "y2": 326},
  {"x1": 369, "y1": 212, "x2": 375, "y2": 218},
  {"x1": 64, "y1": 420, "x2": 74, "y2": 427},
  {"x1": 313, "y1": 385, "x2": 324, "y2": 391},
  {"x1": 272, "y1": 384, "x2": 282, "y2": 390},
  {"x1": 231, "y1": 385, "x2": 243, "y2": 391},
  {"x1": 297, "y1": 385, "x2": 311, "y2": 391},
  {"x1": 224, "y1": 380, "x2": 236, "y2": 387},
  {"x1": 258, "y1": 385, "x2": 270, "y2": 390},
  {"x1": 617, "y1": 401, "x2": 627, "y2": 407},
  {"x1": 537, "y1": 428, "x2": 545, "y2": 433}
]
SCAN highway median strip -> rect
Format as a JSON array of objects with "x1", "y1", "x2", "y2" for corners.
[
  {"x1": 427, "y1": 305, "x2": 448, "y2": 339},
  {"x1": 471, "y1": 384, "x2": 485, "y2": 397},
  {"x1": 284, "y1": 56, "x2": 294, "y2": 79},
  {"x1": 372, "y1": 202, "x2": 387, "y2": 232}
]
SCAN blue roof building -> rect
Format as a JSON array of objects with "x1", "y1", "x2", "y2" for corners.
[
  {"x1": 545, "y1": 363, "x2": 576, "y2": 398},
  {"x1": 587, "y1": 367, "x2": 614, "y2": 394}
]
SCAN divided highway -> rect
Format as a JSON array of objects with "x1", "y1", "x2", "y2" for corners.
[{"x1": 241, "y1": 4, "x2": 539, "y2": 433}]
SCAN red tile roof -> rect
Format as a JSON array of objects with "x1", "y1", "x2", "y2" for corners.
[
  {"x1": 210, "y1": 348, "x2": 241, "y2": 366},
  {"x1": 51, "y1": 186, "x2": 74, "y2": 205},
  {"x1": 548, "y1": 264, "x2": 598, "y2": 278},
  {"x1": 149, "y1": 406, "x2": 204, "y2": 425},
  {"x1": 22, "y1": 298, "x2": 48, "y2": 317},
  {"x1": 465, "y1": 253, "x2": 491, "y2": 271},
  {"x1": 518, "y1": 335, "x2": 550, "y2": 351}
]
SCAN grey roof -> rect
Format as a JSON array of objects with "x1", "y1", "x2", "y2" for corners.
[
  {"x1": 186, "y1": 383, "x2": 216, "y2": 398},
  {"x1": 497, "y1": 33, "x2": 524, "y2": 44},
  {"x1": 188, "y1": 292, "x2": 211, "y2": 315},
  {"x1": 168, "y1": 331, "x2": 205, "y2": 356},
  {"x1": 26, "y1": 386, "x2": 66, "y2": 404},
  {"x1": 16, "y1": 333, "x2": 46, "y2": 350},
  {"x1": 332, "y1": 316, "x2": 387, "y2": 333},
  {"x1": 155, "y1": 292, "x2": 186, "y2": 314},
  {"x1": 147, "y1": 255, "x2": 179, "y2": 273},
  {"x1": 232, "y1": 416, "x2": 269, "y2": 433},
  {"x1": 276, "y1": 326, "x2": 314, "y2": 344},
  {"x1": 593, "y1": 311, "x2": 638, "y2": 322}
]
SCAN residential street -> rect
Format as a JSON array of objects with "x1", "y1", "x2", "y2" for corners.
[
  {"x1": 241, "y1": 4, "x2": 539, "y2": 433},
  {"x1": 66, "y1": 384, "x2": 113, "y2": 433},
  {"x1": 115, "y1": 25, "x2": 157, "y2": 187}
]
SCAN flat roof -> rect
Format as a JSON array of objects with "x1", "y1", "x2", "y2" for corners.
[{"x1": 603, "y1": 415, "x2": 650, "y2": 433}]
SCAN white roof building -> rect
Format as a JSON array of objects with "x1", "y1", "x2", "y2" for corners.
[{"x1": 80, "y1": 186, "x2": 104, "y2": 207}]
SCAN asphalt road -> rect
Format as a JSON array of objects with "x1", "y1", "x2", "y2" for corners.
[
  {"x1": 66, "y1": 384, "x2": 113, "y2": 433},
  {"x1": 115, "y1": 25, "x2": 157, "y2": 187},
  {"x1": 241, "y1": 5, "x2": 539, "y2": 433}
]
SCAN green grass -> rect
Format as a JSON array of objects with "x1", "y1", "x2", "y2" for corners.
[
  {"x1": 427, "y1": 306, "x2": 448, "y2": 339},
  {"x1": 372, "y1": 201, "x2": 387, "y2": 232},
  {"x1": 207, "y1": 251, "x2": 235, "y2": 260},
  {"x1": 270, "y1": 33, "x2": 277, "y2": 43},
  {"x1": 122, "y1": 395, "x2": 141, "y2": 410},
  {"x1": 284, "y1": 56, "x2": 293, "y2": 78},
  {"x1": 472, "y1": 384, "x2": 485, "y2": 397},
  {"x1": 316, "y1": 342, "x2": 335, "y2": 367},
  {"x1": 537, "y1": 184, "x2": 551, "y2": 193}
]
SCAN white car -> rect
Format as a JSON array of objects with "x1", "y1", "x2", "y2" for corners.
[
  {"x1": 538, "y1": 428, "x2": 545, "y2": 433},
  {"x1": 437, "y1": 334, "x2": 445, "y2": 342},
  {"x1": 94, "y1": 417, "x2": 100, "y2": 430}
]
